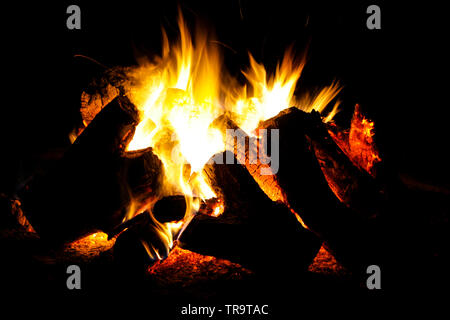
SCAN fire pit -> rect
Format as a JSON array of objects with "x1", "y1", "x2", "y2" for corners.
[{"x1": 1, "y1": 0, "x2": 449, "y2": 313}]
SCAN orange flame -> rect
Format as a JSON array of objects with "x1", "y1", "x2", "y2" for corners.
[
  {"x1": 120, "y1": 10, "x2": 342, "y2": 257},
  {"x1": 348, "y1": 104, "x2": 381, "y2": 176},
  {"x1": 211, "y1": 200, "x2": 225, "y2": 217}
]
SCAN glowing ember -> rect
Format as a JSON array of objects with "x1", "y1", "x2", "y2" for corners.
[
  {"x1": 348, "y1": 104, "x2": 381, "y2": 176},
  {"x1": 329, "y1": 104, "x2": 381, "y2": 177},
  {"x1": 68, "y1": 232, "x2": 114, "y2": 248},
  {"x1": 211, "y1": 200, "x2": 225, "y2": 217},
  {"x1": 308, "y1": 245, "x2": 348, "y2": 276},
  {"x1": 148, "y1": 247, "x2": 253, "y2": 285},
  {"x1": 65, "y1": 232, "x2": 116, "y2": 259}
]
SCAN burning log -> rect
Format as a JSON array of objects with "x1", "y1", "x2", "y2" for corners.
[
  {"x1": 214, "y1": 109, "x2": 385, "y2": 215},
  {"x1": 257, "y1": 107, "x2": 387, "y2": 271},
  {"x1": 262, "y1": 106, "x2": 386, "y2": 215},
  {"x1": 327, "y1": 104, "x2": 381, "y2": 177},
  {"x1": 113, "y1": 212, "x2": 170, "y2": 272},
  {"x1": 304, "y1": 114, "x2": 387, "y2": 216},
  {"x1": 212, "y1": 113, "x2": 286, "y2": 203},
  {"x1": 152, "y1": 195, "x2": 186, "y2": 223},
  {"x1": 348, "y1": 104, "x2": 381, "y2": 175},
  {"x1": 21, "y1": 96, "x2": 163, "y2": 245},
  {"x1": 214, "y1": 108, "x2": 387, "y2": 272},
  {"x1": 79, "y1": 66, "x2": 128, "y2": 126},
  {"x1": 179, "y1": 151, "x2": 321, "y2": 276},
  {"x1": 309, "y1": 132, "x2": 383, "y2": 215},
  {"x1": 122, "y1": 147, "x2": 164, "y2": 205},
  {"x1": 0, "y1": 194, "x2": 35, "y2": 233}
]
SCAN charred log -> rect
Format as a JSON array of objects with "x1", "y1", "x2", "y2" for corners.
[
  {"x1": 304, "y1": 117, "x2": 386, "y2": 216},
  {"x1": 21, "y1": 96, "x2": 162, "y2": 245},
  {"x1": 150, "y1": 195, "x2": 220, "y2": 223},
  {"x1": 212, "y1": 113, "x2": 286, "y2": 203},
  {"x1": 113, "y1": 212, "x2": 170, "y2": 273},
  {"x1": 79, "y1": 66, "x2": 129, "y2": 126},
  {"x1": 213, "y1": 108, "x2": 389, "y2": 273},
  {"x1": 258, "y1": 107, "x2": 388, "y2": 272},
  {"x1": 179, "y1": 151, "x2": 321, "y2": 276},
  {"x1": 107, "y1": 209, "x2": 149, "y2": 239},
  {"x1": 152, "y1": 195, "x2": 187, "y2": 223},
  {"x1": 122, "y1": 147, "x2": 164, "y2": 204},
  {"x1": 214, "y1": 109, "x2": 386, "y2": 215},
  {"x1": 0, "y1": 194, "x2": 35, "y2": 233},
  {"x1": 326, "y1": 104, "x2": 382, "y2": 177}
]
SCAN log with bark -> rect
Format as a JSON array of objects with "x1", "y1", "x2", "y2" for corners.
[
  {"x1": 122, "y1": 147, "x2": 164, "y2": 206},
  {"x1": 305, "y1": 114, "x2": 387, "y2": 216},
  {"x1": 21, "y1": 95, "x2": 163, "y2": 245},
  {"x1": 179, "y1": 151, "x2": 322, "y2": 276},
  {"x1": 259, "y1": 108, "x2": 389, "y2": 272},
  {"x1": 213, "y1": 108, "x2": 389, "y2": 274},
  {"x1": 326, "y1": 104, "x2": 382, "y2": 177},
  {"x1": 113, "y1": 211, "x2": 170, "y2": 273},
  {"x1": 151, "y1": 195, "x2": 223, "y2": 223},
  {"x1": 79, "y1": 65, "x2": 129, "y2": 126},
  {"x1": 152, "y1": 195, "x2": 187, "y2": 223}
]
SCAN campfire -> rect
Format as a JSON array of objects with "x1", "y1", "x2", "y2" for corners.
[{"x1": 8, "y1": 9, "x2": 389, "y2": 290}]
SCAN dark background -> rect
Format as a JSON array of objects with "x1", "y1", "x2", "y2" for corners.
[{"x1": 1, "y1": 1, "x2": 449, "y2": 194}]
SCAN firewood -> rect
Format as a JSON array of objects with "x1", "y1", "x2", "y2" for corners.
[
  {"x1": 79, "y1": 66, "x2": 129, "y2": 126},
  {"x1": 122, "y1": 147, "x2": 164, "y2": 204},
  {"x1": 113, "y1": 212, "x2": 170, "y2": 272},
  {"x1": 0, "y1": 194, "x2": 35, "y2": 232},
  {"x1": 107, "y1": 207, "x2": 149, "y2": 239},
  {"x1": 179, "y1": 151, "x2": 321, "y2": 276},
  {"x1": 21, "y1": 95, "x2": 162, "y2": 245},
  {"x1": 305, "y1": 118, "x2": 386, "y2": 217},
  {"x1": 348, "y1": 104, "x2": 381, "y2": 176},
  {"x1": 152, "y1": 195, "x2": 187, "y2": 223},
  {"x1": 326, "y1": 104, "x2": 382, "y2": 177},
  {"x1": 213, "y1": 110, "x2": 385, "y2": 214},
  {"x1": 257, "y1": 107, "x2": 387, "y2": 272},
  {"x1": 214, "y1": 108, "x2": 388, "y2": 272},
  {"x1": 150, "y1": 194, "x2": 221, "y2": 223},
  {"x1": 211, "y1": 113, "x2": 286, "y2": 203}
]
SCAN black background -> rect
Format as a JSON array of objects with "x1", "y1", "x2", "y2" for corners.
[{"x1": 0, "y1": 0, "x2": 448, "y2": 312}]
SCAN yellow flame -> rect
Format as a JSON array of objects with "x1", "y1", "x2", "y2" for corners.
[
  {"x1": 212, "y1": 202, "x2": 225, "y2": 217},
  {"x1": 122, "y1": 10, "x2": 342, "y2": 254},
  {"x1": 126, "y1": 13, "x2": 224, "y2": 212},
  {"x1": 295, "y1": 81, "x2": 342, "y2": 122},
  {"x1": 228, "y1": 49, "x2": 305, "y2": 133},
  {"x1": 143, "y1": 217, "x2": 185, "y2": 261}
]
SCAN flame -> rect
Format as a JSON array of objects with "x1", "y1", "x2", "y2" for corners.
[
  {"x1": 353, "y1": 117, "x2": 381, "y2": 174},
  {"x1": 211, "y1": 199, "x2": 225, "y2": 217},
  {"x1": 228, "y1": 51, "x2": 341, "y2": 134},
  {"x1": 120, "y1": 10, "x2": 342, "y2": 258},
  {"x1": 143, "y1": 217, "x2": 185, "y2": 261},
  {"x1": 126, "y1": 13, "x2": 224, "y2": 211},
  {"x1": 227, "y1": 49, "x2": 305, "y2": 133}
]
